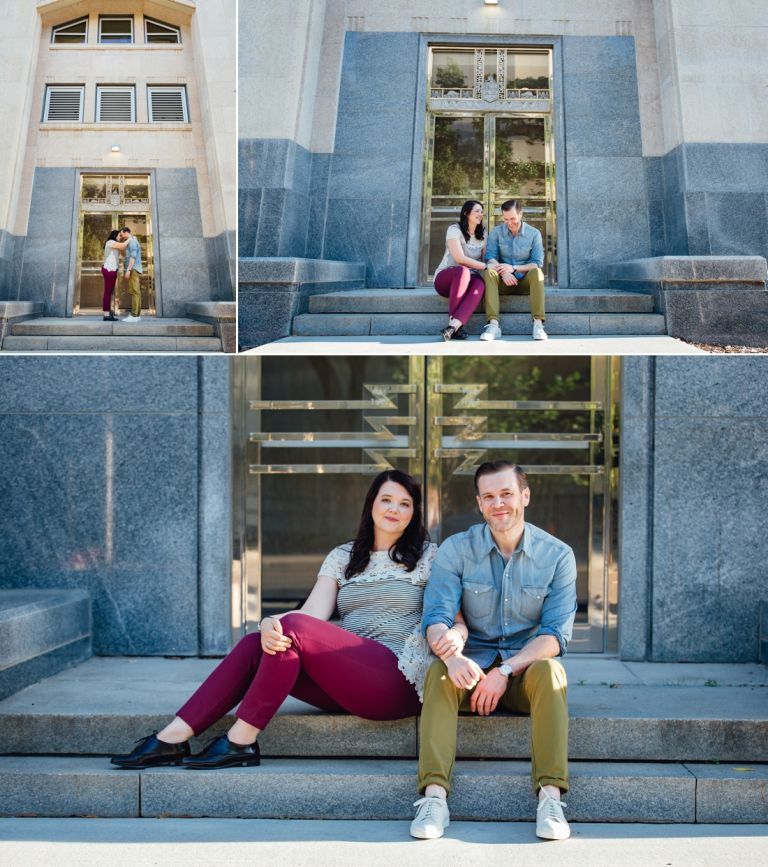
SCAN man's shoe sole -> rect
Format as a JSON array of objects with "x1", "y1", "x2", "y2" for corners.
[
  {"x1": 409, "y1": 822, "x2": 449, "y2": 840},
  {"x1": 536, "y1": 826, "x2": 571, "y2": 841}
]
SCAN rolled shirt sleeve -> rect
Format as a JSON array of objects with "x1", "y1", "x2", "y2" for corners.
[
  {"x1": 530, "y1": 227, "x2": 544, "y2": 268},
  {"x1": 485, "y1": 226, "x2": 500, "y2": 264},
  {"x1": 532, "y1": 546, "x2": 577, "y2": 655},
  {"x1": 421, "y1": 538, "x2": 463, "y2": 634}
]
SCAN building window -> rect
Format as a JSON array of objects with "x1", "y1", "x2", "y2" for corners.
[
  {"x1": 96, "y1": 86, "x2": 136, "y2": 122},
  {"x1": 43, "y1": 85, "x2": 85, "y2": 121},
  {"x1": 52, "y1": 18, "x2": 88, "y2": 44},
  {"x1": 148, "y1": 86, "x2": 188, "y2": 122},
  {"x1": 145, "y1": 18, "x2": 181, "y2": 44},
  {"x1": 99, "y1": 16, "x2": 133, "y2": 43}
]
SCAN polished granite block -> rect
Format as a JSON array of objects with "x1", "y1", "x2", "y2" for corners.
[
  {"x1": 334, "y1": 108, "x2": 416, "y2": 159},
  {"x1": 338, "y1": 32, "x2": 419, "y2": 110},
  {"x1": 562, "y1": 35, "x2": 637, "y2": 74},
  {"x1": 664, "y1": 289, "x2": 768, "y2": 345},
  {"x1": 567, "y1": 157, "x2": 647, "y2": 204},
  {"x1": 238, "y1": 286, "x2": 298, "y2": 348},
  {"x1": 706, "y1": 192, "x2": 768, "y2": 257},
  {"x1": 0, "y1": 412, "x2": 200, "y2": 655},
  {"x1": 683, "y1": 143, "x2": 768, "y2": 193},
  {"x1": 565, "y1": 112, "x2": 643, "y2": 159},
  {"x1": 238, "y1": 187, "x2": 262, "y2": 256},
  {"x1": 682, "y1": 192, "x2": 711, "y2": 254},
  {"x1": 651, "y1": 415, "x2": 768, "y2": 662},
  {"x1": 156, "y1": 169, "x2": 205, "y2": 237},
  {"x1": 278, "y1": 188, "x2": 310, "y2": 257},
  {"x1": 328, "y1": 154, "x2": 414, "y2": 200}
]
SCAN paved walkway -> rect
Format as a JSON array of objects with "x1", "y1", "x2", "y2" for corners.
[
  {"x1": 1, "y1": 819, "x2": 766, "y2": 866},
  {"x1": 249, "y1": 335, "x2": 707, "y2": 355}
]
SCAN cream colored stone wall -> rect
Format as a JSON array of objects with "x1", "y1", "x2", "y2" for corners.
[
  {"x1": 655, "y1": 0, "x2": 768, "y2": 148},
  {"x1": 10, "y1": 0, "x2": 234, "y2": 238},
  {"x1": 191, "y1": 0, "x2": 236, "y2": 236},
  {"x1": 0, "y1": 5, "x2": 41, "y2": 235},
  {"x1": 240, "y1": 0, "x2": 328, "y2": 149}
]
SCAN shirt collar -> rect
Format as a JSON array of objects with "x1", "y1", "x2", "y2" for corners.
[
  {"x1": 502, "y1": 221, "x2": 530, "y2": 240},
  {"x1": 482, "y1": 522, "x2": 533, "y2": 560}
]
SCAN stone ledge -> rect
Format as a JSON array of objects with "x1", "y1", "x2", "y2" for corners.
[
  {"x1": 238, "y1": 257, "x2": 366, "y2": 285},
  {"x1": 185, "y1": 301, "x2": 236, "y2": 353},
  {"x1": 608, "y1": 256, "x2": 768, "y2": 285}
]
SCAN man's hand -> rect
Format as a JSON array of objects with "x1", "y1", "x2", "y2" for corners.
[
  {"x1": 124, "y1": 270, "x2": 132, "y2": 279},
  {"x1": 501, "y1": 271, "x2": 517, "y2": 286},
  {"x1": 432, "y1": 627, "x2": 465, "y2": 660},
  {"x1": 470, "y1": 667, "x2": 508, "y2": 716},
  {"x1": 445, "y1": 654, "x2": 486, "y2": 690}
]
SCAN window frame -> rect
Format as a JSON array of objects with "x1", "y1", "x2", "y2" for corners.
[
  {"x1": 98, "y1": 15, "x2": 134, "y2": 44},
  {"x1": 144, "y1": 17, "x2": 182, "y2": 44},
  {"x1": 43, "y1": 85, "x2": 85, "y2": 122},
  {"x1": 51, "y1": 17, "x2": 88, "y2": 44},
  {"x1": 147, "y1": 85, "x2": 189, "y2": 123},
  {"x1": 96, "y1": 85, "x2": 137, "y2": 123}
]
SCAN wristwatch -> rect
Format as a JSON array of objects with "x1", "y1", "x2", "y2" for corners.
[{"x1": 498, "y1": 663, "x2": 513, "y2": 678}]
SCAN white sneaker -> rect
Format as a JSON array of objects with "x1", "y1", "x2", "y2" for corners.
[
  {"x1": 480, "y1": 321, "x2": 502, "y2": 341},
  {"x1": 532, "y1": 320, "x2": 548, "y2": 341},
  {"x1": 536, "y1": 790, "x2": 570, "y2": 840},
  {"x1": 123, "y1": 314, "x2": 141, "y2": 322},
  {"x1": 410, "y1": 796, "x2": 450, "y2": 839}
]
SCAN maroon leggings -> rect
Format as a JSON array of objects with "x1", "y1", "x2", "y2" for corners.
[
  {"x1": 101, "y1": 268, "x2": 118, "y2": 312},
  {"x1": 434, "y1": 265, "x2": 485, "y2": 325},
  {"x1": 176, "y1": 612, "x2": 421, "y2": 733}
]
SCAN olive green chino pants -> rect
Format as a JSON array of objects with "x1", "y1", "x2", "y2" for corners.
[
  {"x1": 483, "y1": 266, "x2": 546, "y2": 322},
  {"x1": 418, "y1": 657, "x2": 569, "y2": 795}
]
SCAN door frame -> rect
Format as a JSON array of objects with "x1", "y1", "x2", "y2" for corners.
[
  {"x1": 234, "y1": 356, "x2": 619, "y2": 653},
  {"x1": 66, "y1": 168, "x2": 163, "y2": 317}
]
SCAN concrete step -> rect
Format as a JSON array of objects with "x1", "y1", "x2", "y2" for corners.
[
  {"x1": 0, "y1": 590, "x2": 91, "y2": 701},
  {"x1": 10, "y1": 317, "x2": 216, "y2": 336},
  {"x1": 293, "y1": 312, "x2": 667, "y2": 337},
  {"x1": 308, "y1": 287, "x2": 656, "y2": 314},
  {"x1": 0, "y1": 756, "x2": 766, "y2": 822},
  {"x1": 1, "y1": 658, "x2": 766, "y2": 762},
  {"x1": 3, "y1": 316, "x2": 223, "y2": 352}
]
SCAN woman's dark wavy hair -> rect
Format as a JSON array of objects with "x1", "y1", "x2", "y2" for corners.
[
  {"x1": 344, "y1": 470, "x2": 427, "y2": 580},
  {"x1": 106, "y1": 229, "x2": 120, "y2": 243},
  {"x1": 458, "y1": 199, "x2": 485, "y2": 243}
]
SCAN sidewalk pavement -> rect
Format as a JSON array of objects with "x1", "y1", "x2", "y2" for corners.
[
  {"x1": 1, "y1": 819, "x2": 767, "y2": 866},
  {"x1": 249, "y1": 335, "x2": 707, "y2": 355}
]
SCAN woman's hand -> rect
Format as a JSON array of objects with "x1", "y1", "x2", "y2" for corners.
[
  {"x1": 432, "y1": 626, "x2": 465, "y2": 659},
  {"x1": 260, "y1": 617, "x2": 292, "y2": 655}
]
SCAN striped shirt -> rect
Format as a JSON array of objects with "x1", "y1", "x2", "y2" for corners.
[{"x1": 319, "y1": 543, "x2": 438, "y2": 656}]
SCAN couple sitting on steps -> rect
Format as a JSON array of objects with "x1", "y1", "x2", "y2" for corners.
[
  {"x1": 433, "y1": 199, "x2": 547, "y2": 342},
  {"x1": 111, "y1": 461, "x2": 576, "y2": 843}
]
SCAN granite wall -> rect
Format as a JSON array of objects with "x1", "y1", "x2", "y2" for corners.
[
  {"x1": 0, "y1": 357, "x2": 232, "y2": 656},
  {"x1": 0, "y1": 230, "x2": 24, "y2": 301},
  {"x1": 620, "y1": 356, "x2": 768, "y2": 663},
  {"x1": 15, "y1": 168, "x2": 229, "y2": 316}
]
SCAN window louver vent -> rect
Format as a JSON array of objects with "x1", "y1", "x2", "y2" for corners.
[
  {"x1": 148, "y1": 87, "x2": 188, "y2": 122},
  {"x1": 44, "y1": 87, "x2": 84, "y2": 121},
  {"x1": 97, "y1": 88, "x2": 135, "y2": 122}
]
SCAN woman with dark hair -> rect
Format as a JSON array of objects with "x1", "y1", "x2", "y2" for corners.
[
  {"x1": 111, "y1": 470, "x2": 466, "y2": 770},
  {"x1": 101, "y1": 229, "x2": 129, "y2": 321},
  {"x1": 433, "y1": 200, "x2": 487, "y2": 341}
]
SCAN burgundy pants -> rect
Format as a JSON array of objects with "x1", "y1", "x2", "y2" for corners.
[
  {"x1": 101, "y1": 268, "x2": 118, "y2": 312},
  {"x1": 176, "y1": 612, "x2": 421, "y2": 733},
  {"x1": 434, "y1": 265, "x2": 485, "y2": 325}
]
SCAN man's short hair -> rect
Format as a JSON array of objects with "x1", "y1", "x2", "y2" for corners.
[
  {"x1": 474, "y1": 460, "x2": 529, "y2": 494},
  {"x1": 120, "y1": 227, "x2": 132, "y2": 234},
  {"x1": 501, "y1": 199, "x2": 523, "y2": 214}
]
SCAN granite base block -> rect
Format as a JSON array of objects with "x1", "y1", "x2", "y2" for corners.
[
  {"x1": 665, "y1": 289, "x2": 768, "y2": 346},
  {"x1": 0, "y1": 757, "x2": 139, "y2": 818},
  {"x1": 688, "y1": 764, "x2": 768, "y2": 823},
  {"x1": 0, "y1": 637, "x2": 92, "y2": 702}
]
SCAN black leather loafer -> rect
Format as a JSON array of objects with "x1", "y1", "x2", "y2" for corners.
[
  {"x1": 182, "y1": 734, "x2": 261, "y2": 769},
  {"x1": 441, "y1": 325, "x2": 456, "y2": 341},
  {"x1": 110, "y1": 733, "x2": 191, "y2": 769},
  {"x1": 453, "y1": 325, "x2": 468, "y2": 340}
]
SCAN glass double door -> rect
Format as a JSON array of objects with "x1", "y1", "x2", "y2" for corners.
[
  {"x1": 75, "y1": 174, "x2": 155, "y2": 314},
  {"x1": 235, "y1": 356, "x2": 619, "y2": 653},
  {"x1": 422, "y1": 113, "x2": 556, "y2": 284}
]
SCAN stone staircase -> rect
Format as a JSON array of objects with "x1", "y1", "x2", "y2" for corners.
[
  {"x1": 0, "y1": 590, "x2": 91, "y2": 702},
  {"x1": 292, "y1": 288, "x2": 666, "y2": 338},
  {"x1": 1, "y1": 657, "x2": 766, "y2": 822},
  {"x1": 2, "y1": 317, "x2": 224, "y2": 352}
]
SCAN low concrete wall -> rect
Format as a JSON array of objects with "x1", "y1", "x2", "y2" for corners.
[
  {"x1": 238, "y1": 257, "x2": 365, "y2": 348},
  {"x1": 609, "y1": 256, "x2": 768, "y2": 345}
]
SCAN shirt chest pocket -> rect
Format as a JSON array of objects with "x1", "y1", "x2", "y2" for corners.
[
  {"x1": 520, "y1": 585, "x2": 547, "y2": 621},
  {"x1": 462, "y1": 580, "x2": 495, "y2": 620}
]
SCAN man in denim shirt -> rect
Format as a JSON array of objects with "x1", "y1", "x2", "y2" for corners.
[
  {"x1": 118, "y1": 227, "x2": 143, "y2": 322},
  {"x1": 410, "y1": 460, "x2": 576, "y2": 842},
  {"x1": 480, "y1": 199, "x2": 548, "y2": 342}
]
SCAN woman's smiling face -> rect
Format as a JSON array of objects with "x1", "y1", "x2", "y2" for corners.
[{"x1": 371, "y1": 480, "x2": 415, "y2": 539}]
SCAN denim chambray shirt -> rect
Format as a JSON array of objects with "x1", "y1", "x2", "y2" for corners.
[
  {"x1": 422, "y1": 522, "x2": 577, "y2": 668},
  {"x1": 123, "y1": 237, "x2": 143, "y2": 274},
  {"x1": 485, "y1": 221, "x2": 544, "y2": 271}
]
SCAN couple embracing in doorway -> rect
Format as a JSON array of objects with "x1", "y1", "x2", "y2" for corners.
[{"x1": 101, "y1": 227, "x2": 143, "y2": 322}]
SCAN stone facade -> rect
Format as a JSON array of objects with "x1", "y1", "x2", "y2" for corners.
[
  {"x1": 0, "y1": 1, "x2": 235, "y2": 312},
  {"x1": 240, "y1": 1, "x2": 768, "y2": 290},
  {"x1": 1, "y1": 356, "x2": 766, "y2": 664}
]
